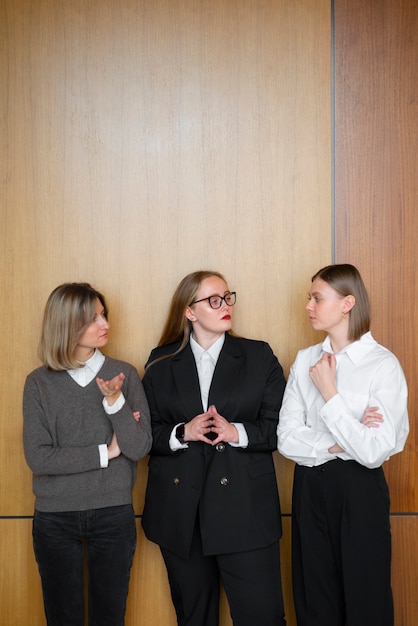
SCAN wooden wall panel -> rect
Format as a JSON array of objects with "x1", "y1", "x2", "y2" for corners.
[
  {"x1": 334, "y1": 0, "x2": 417, "y2": 511},
  {"x1": 334, "y1": 1, "x2": 417, "y2": 623},
  {"x1": 390, "y1": 516, "x2": 418, "y2": 625},
  {"x1": 0, "y1": 519, "x2": 45, "y2": 626},
  {"x1": 0, "y1": 0, "x2": 331, "y2": 623}
]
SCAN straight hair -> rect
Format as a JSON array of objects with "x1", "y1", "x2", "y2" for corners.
[
  {"x1": 312, "y1": 264, "x2": 370, "y2": 341},
  {"x1": 38, "y1": 282, "x2": 108, "y2": 371}
]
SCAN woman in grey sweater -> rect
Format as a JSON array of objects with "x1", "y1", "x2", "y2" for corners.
[{"x1": 23, "y1": 282, "x2": 152, "y2": 626}]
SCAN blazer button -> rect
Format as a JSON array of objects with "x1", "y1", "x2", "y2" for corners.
[
  {"x1": 173, "y1": 477, "x2": 180, "y2": 486},
  {"x1": 220, "y1": 476, "x2": 229, "y2": 486},
  {"x1": 216, "y1": 443, "x2": 225, "y2": 452}
]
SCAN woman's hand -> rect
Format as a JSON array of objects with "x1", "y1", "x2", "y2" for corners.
[
  {"x1": 183, "y1": 406, "x2": 238, "y2": 445},
  {"x1": 309, "y1": 353, "x2": 338, "y2": 402},
  {"x1": 96, "y1": 372, "x2": 125, "y2": 406},
  {"x1": 184, "y1": 409, "x2": 215, "y2": 444},
  {"x1": 107, "y1": 431, "x2": 121, "y2": 460},
  {"x1": 361, "y1": 406, "x2": 383, "y2": 428},
  {"x1": 207, "y1": 405, "x2": 239, "y2": 445}
]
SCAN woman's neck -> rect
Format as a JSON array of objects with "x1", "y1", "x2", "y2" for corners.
[
  {"x1": 74, "y1": 347, "x2": 96, "y2": 364},
  {"x1": 329, "y1": 332, "x2": 352, "y2": 354}
]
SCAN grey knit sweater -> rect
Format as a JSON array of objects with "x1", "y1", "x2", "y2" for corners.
[{"x1": 23, "y1": 357, "x2": 152, "y2": 512}]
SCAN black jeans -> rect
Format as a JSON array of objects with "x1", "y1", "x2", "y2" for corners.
[{"x1": 33, "y1": 504, "x2": 137, "y2": 626}]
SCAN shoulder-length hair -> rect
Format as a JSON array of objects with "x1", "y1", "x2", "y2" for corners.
[
  {"x1": 38, "y1": 282, "x2": 108, "y2": 371},
  {"x1": 147, "y1": 270, "x2": 228, "y2": 368},
  {"x1": 312, "y1": 264, "x2": 370, "y2": 341}
]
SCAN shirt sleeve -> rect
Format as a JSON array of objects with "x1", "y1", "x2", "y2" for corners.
[
  {"x1": 277, "y1": 357, "x2": 338, "y2": 466},
  {"x1": 98, "y1": 443, "x2": 109, "y2": 468},
  {"x1": 320, "y1": 356, "x2": 409, "y2": 468}
]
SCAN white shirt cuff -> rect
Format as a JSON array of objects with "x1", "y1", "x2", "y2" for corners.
[
  {"x1": 102, "y1": 392, "x2": 125, "y2": 414},
  {"x1": 229, "y1": 423, "x2": 248, "y2": 448},
  {"x1": 98, "y1": 444, "x2": 109, "y2": 468}
]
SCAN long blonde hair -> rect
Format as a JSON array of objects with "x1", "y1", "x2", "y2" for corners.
[
  {"x1": 147, "y1": 270, "x2": 228, "y2": 368},
  {"x1": 38, "y1": 282, "x2": 108, "y2": 371}
]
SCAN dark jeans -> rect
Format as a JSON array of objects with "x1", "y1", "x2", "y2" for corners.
[{"x1": 33, "y1": 504, "x2": 137, "y2": 626}]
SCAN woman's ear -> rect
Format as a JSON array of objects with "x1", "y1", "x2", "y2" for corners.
[
  {"x1": 343, "y1": 295, "x2": 356, "y2": 313},
  {"x1": 185, "y1": 306, "x2": 196, "y2": 322}
]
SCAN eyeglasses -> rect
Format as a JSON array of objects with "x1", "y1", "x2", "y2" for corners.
[{"x1": 190, "y1": 291, "x2": 237, "y2": 309}]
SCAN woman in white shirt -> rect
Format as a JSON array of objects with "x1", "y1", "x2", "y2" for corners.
[{"x1": 277, "y1": 264, "x2": 409, "y2": 626}]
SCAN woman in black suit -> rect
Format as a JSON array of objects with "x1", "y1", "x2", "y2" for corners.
[{"x1": 141, "y1": 270, "x2": 287, "y2": 626}]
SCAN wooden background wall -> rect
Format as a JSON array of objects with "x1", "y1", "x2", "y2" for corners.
[
  {"x1": 0, "y1": 0, "x2": 415, "y2": 624},
  {"x1": 333, "y1": 1, "x2": 418, "y2": 624},
  {"x1": 0, "y1": 1, "x2": 331, "y2": 624}
]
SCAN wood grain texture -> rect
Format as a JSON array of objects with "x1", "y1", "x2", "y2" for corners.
[
  {"x1": 391, "y1": 516, "x2": 418, "y2": 625},
  {"x1": 0, "y1": 519, "x2": 45, "y2": 625},
  {"x1": 334, "y1": 2, "x2": 417, "y2": 624},
  {"x1": 334, "y1": 0, "x2": 417, "y2": 513},
  {"x1": 0, "y1": 0, "x2": 331, "y2": 623}
]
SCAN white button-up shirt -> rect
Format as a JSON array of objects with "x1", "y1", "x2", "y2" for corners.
[{"x1": 277, "y1": 332, "x2": 409, "y2": 468}]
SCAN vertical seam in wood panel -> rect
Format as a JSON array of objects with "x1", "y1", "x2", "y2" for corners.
[{"x1": 331, "y1": 0, "x2": 336, "y2": 262}]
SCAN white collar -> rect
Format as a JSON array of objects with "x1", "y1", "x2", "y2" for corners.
[
  {"x1": 190, "y1": 333, "x2": 225, "y2": 363},
  {"x1": 68, "y1": 349, "x2": 105, "y2": 382},
  {"x1": 322, "y1": 331, "x2": 376, "y2": 364}
]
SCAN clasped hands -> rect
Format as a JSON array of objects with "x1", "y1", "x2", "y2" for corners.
[{"x1": 185, "y1": 405, "x2": 239, "y2": 446}]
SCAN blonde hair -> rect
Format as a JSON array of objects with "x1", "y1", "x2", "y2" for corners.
[
  {"x1": 147, "y1": 270, "x2": 228, "y2": 368},
  {"x1": 38, "y1": 283, "x2": 108, "y2": 371},
  {"x1": 312, "y1": 264, "x2": 370, "y2": 341}
]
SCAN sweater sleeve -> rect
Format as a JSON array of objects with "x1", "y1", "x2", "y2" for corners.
[{"x1": 105, "y1": 365, "x2": 152, "y2": 461}]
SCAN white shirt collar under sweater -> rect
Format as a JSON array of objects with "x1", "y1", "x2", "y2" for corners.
[{"x1": 68, "y1": 349, "x2": 105, "y2": 387}]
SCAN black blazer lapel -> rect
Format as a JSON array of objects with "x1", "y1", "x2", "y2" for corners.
[
  {"x1": 208, "y1": 334, "x2": 243, "y2": 415},
  {"x1": 171, "y1": 344, "x2": 204, "y2": 420}
]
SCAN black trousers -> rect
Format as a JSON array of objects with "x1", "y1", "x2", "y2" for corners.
[
  {"x1": 33, "y1": 505, "x2": 137, "y2": 626},
  {"x1": 292, "y1": 460, "x2": 393, "y2": 626},
  {"x1": 161, "y1": 518, "x2": 286, "y2": 626}
]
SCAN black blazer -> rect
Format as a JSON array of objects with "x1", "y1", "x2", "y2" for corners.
[{"x1": 141, "y1": 333, "x2": 286, "y2": 559}]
